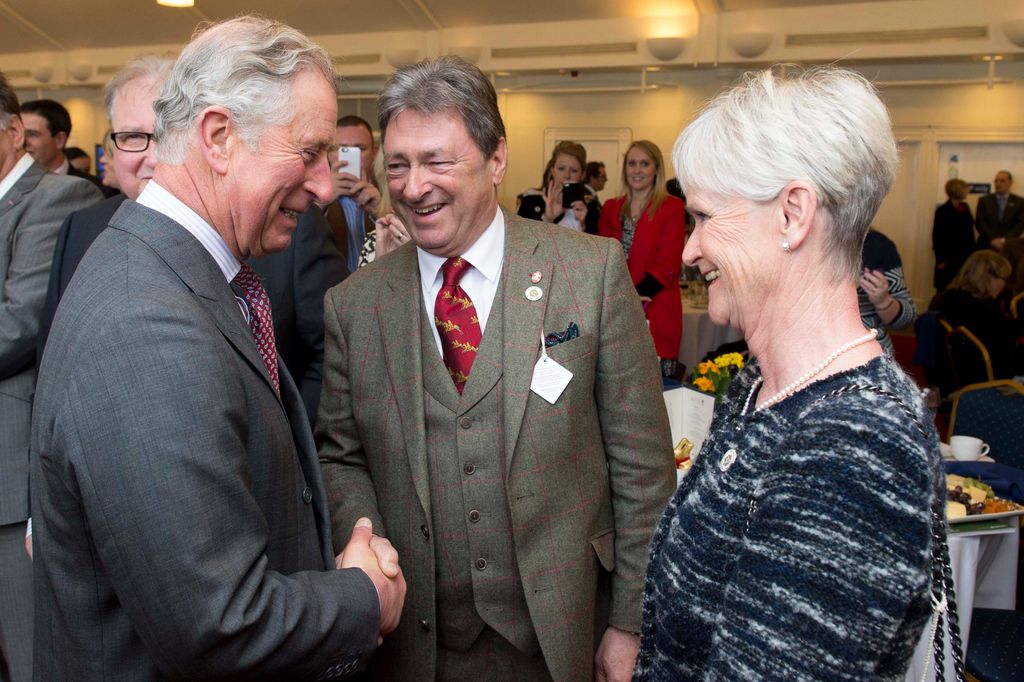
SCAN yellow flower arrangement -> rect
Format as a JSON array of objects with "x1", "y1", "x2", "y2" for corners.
[{"x1": 688, "y1": 352, "x2": 746, "y2": 399}]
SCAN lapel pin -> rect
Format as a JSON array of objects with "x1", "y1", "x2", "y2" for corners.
[
  {"x1": 719, "y1": 448, "x2": 738, "y2": 472},
  {"x1": 525, "y1": 286, "x2": 543, "y2": 301},
  {"x1": 530, "y1": 271, "x2": 542, "y2": 283}
]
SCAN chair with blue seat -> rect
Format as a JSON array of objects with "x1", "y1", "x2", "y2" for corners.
[
  {"x1": 965, "y1": 608, "x2": 1024, "y2": 682},
  {"x1": 948, "y1": 380, "x2": 1024, "y2": 469}
]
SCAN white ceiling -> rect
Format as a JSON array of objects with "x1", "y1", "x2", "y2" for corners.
[{"x1": 0, "y1": 0, "x2": 903, "y2": 54}]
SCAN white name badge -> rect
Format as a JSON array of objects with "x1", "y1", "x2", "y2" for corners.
[{"x1": 530, "y1": 354, "x2": 573, "y2": 404}]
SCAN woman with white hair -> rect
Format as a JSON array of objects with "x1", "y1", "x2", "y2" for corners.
[{"x1": 633, "y1": 67, "x2": 946, "y2": 680}]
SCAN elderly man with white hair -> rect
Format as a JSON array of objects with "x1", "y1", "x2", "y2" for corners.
[{"x1": 30, "y1": 16, "x2": 404, "y2": 681}]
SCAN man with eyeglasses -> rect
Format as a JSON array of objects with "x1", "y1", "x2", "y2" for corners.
[{"x1": 36, "y1": 56, "x2": 174, "y2": 355}]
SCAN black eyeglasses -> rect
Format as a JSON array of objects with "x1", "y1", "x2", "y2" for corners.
[{"x1": 110, "y1": 131, "x2": 155, "y2": 152}]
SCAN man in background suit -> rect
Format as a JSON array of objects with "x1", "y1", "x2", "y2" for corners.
[
  {"x1": 325, "y1": 115, "x2": 379, "y2": 272},
  {"x1": 38, "y1": 55, "x2": 345, "y2": 425},
  {"x1": 31, "y1": 17, "x2": 403, "y2": 680},
  {"x1": 976, "y1": 170, "x2": 1024, "y2": 250},
  {"x1": 0, "y1": 72, "x2": 102, "y2": 682},
  {"x1": 317, "y1": 56, "x2": 674, "y2": 681},
  {"x1": 20, "y1": 99, "x2": 116, "y2": 198}
]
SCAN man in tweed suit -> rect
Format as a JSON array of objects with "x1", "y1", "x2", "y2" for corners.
[
  {"x1": 0, "y1": 72, "x2": 102, "y2": 682},
  {"x1": 30, "y1": 17, "x2": 403, "y2": 680},
  {"x1": 317, "y1": 57, "x2": 675, "y2": 681}
]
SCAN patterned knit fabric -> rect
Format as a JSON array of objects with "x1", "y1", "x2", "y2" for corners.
[{"x1": 633, "y1": 355, "x2": 941, "y2": 681}]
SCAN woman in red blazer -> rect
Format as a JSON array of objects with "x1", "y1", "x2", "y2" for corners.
[{"x1": 598, "y1": 140, "x2": 686, "y2": 375}]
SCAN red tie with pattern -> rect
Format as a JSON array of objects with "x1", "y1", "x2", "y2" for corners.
[
  {"x1": 233, "y1": 263, "x2": 280, "y2": 395},
  {"x1": 434, "y1": 257, "x2": 482, "y2": 394}
]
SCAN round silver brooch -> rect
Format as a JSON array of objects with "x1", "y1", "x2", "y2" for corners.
[{"x1": 719, "y1": 448, "x2": 738, "y2": 472}]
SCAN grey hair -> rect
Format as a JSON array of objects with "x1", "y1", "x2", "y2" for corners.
[
  {"x1": 0, "y1": 71, "x2": 20, "y2": 130},
  {"x1": 154, "y1": 15, "x2": 336, "y2": 165},
  {"x1": 673, "y1": 65, "x2": 898, "y2": 280},
  {"x1": 377, "y1": 56, "x2": 505, "y2": 157},
  {"x1": 104, "y1": 56, "x2": 175, "y2": 122}
]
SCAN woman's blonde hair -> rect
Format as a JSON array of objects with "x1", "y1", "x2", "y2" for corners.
[
  {"x1": 619, "y1": 140, "x2": 668, "y2": 220},
  {"x1": 944, "y1": 178, "x2": 969, "y2": 201},
  {"x1": 950, "y1": 249, "x2": 1011, "y2": 298}
]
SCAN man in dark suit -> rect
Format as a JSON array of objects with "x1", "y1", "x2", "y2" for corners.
[
  {"x1": 976, "y1": 170, "x2": 1024, "y2": 250},
  {"x1": 20, "y1": 99, "x2": 117, "y2": 198},
  {"x1": 0, "y1": 72, "x2": 102, "y2": 682},
  {"x1": 317, "y1": 56, "x2": 675, "y2": 681},
  {"x1": 37, "y1": 56, "x2": 345, "y2": 425},
  {"x1": 31, "y1": 17, "x2": 404, "y2": 680},
  {"x1": 325, "y1": 115, "x2": 379, "y2": 272}
]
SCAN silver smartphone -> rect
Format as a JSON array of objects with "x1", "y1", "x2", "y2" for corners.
[{"x1": 337, "y1": 146, "x2": 361, "y2": 177}]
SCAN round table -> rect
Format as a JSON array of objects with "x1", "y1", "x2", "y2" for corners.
[{"x1": 678, "y1": 298, "x2": 743, "y2": 372}]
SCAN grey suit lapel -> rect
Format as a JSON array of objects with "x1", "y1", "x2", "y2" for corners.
[
  {"x1": 0, "y1": 160, "x2": 45, "y2": 216},
  {"x1": 378, "y1": 244, "x2": 432, "y2": 517},
  {"x1": 501, "y1": 215, "x2": 552, "y2": 473},
  {"x1": 109, "y1": 201, "x2": 283, "y2": 405}
]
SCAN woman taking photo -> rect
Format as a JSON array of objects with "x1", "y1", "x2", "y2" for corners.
[
  {"x1": 633, "y1": 67, "x2": 942, "y2": 681},
  {"x1": 597, "y1": 141, "x2": 686, "y2": 376},
  {"x1": 517, "y1": 140, "x2": 599, "y2": 233}
]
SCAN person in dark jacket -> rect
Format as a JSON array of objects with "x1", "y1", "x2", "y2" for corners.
[{"x1": 932, "y1": 178, "x2": 976, "y2": 291}]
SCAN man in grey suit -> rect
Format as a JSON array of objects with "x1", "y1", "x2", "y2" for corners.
[
  {"x1": 976, "y1": 170, "x2": 1024, "y2": 250},
  {"x1": 31, "y1": 17, "x2": 404, "y2": 680},
  {"x1": 37, "y1": 55, "x2": 346, "y2": 426},
  {"x1": 0, "y1": 72, "x2": 102, "y2": 682},
  {"x1": 317, "y1": 57, "x2": 674, "y2": 681}
]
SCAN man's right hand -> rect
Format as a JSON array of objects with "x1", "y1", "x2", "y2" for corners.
[{"x1": 338, "y1": 518, "x2": 406, "y2": 636}]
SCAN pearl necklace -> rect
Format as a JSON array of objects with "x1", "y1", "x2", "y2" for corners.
[{"x1": 743, "y1": 328, "x2": 878, "y2": 414}]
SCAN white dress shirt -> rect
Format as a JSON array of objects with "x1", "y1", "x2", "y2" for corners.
[
  {"x1": 0, "y1": 153, "x2": 35, "y2": 201},
  {"x1": 417, "y1": 207, "x2": 505, "y2": 356},
  {"x1": 136, "y1": 181, "x2": 251, "y2": 321}
]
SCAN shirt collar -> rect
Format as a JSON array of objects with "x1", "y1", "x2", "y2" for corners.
[
  {"x1": 417, "y1": 206, "x2": 505, "y2": 289},
  {"x1": 54, "y1": 157, "x2": 70, "y2": 175},
  {"x1": 0, "y1": 153, "x2": 34, "y2": 200},
  {"x1": 136, "y1": 180, "x2": 241, "y2": 282}
]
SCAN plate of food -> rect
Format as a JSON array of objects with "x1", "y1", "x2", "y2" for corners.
[{"x1": 946, "y1": 474, "x2": 1024, "y2": 524}]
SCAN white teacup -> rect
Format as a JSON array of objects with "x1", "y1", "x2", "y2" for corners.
[{"x1": 950, "y1": 435, "x2": 990, "y2": 461}]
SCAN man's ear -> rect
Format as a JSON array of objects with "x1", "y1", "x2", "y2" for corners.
[
  {"x1": 490, "y1": 138, "x2": 508, "y2": 186},
  {"x1": 54, "y1": 131, "x2": 68, "y2": 150},
  {"x1": 777, "y1": 180, "x2": 818, "y2": 252},
  {"x1": 195, "y1": 106, "x2": 233, "y2": 175}
]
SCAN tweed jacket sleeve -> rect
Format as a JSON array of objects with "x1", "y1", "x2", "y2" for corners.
[
  {"x1": 591, "y1": 237, "x2": 676, "y2": 631},
  {"x1": 317, "y1": 281, "x2": 387, "y2": 548}
]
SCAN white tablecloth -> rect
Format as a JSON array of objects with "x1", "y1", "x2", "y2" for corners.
[
  {"x1": 678, "y1": 299, "x2": 743, "y2": 372},
  {"x1": 905, "y1": 522, "x2": 1020, "y2": 681}
]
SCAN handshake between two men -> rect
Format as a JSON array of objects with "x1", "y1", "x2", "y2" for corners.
[{"x1": 337, "y1": 518, "x2": 407, "y2": 642}]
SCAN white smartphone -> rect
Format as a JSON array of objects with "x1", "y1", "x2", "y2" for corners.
[{"x1": 337, "y1": 146, "x2": 361, "y2": 177}]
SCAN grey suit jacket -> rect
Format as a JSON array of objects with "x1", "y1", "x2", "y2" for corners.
[
  {"x1": 38, "y1": 195, "x2": 346, "y2": 426},
  {"x1": 0, "y1": 158, "x2": 101, "y2": 525},
  {"x1": 318, "y1": 212, "x2": 676, "y2": 681},
  {"x1": 31, "y1": 200, "x2": 379, "y2": 680}
]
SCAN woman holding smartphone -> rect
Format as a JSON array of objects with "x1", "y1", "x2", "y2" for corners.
[
  {"x1": 598, "y1": 140, "x2": 686, "y2": 376},
  {"x1": 516, "y1": 140, "x2": 600, "y2": 233}
]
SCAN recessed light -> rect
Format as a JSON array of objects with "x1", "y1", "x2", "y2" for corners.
[{"x1": 157, "y1": 0, "x2": 194, "y2": 7}]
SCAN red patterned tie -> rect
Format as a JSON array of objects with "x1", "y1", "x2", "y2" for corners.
[
  {"x1": 233, "y1": 263, "x2": 280, "y2": 395},
  {"x1": 434, "y1": 257, "x2": 482, "y2": 394}
]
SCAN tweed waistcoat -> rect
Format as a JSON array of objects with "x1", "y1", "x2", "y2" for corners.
[{"x1": 418, "y1": 285, "x2": 540, "y2": 655}]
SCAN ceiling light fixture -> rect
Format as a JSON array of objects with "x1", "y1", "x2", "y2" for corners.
[
  {"x1": 645, "y1": 37, "x2": 687, "y2": 62},
  {"x1": 728, "y1": 32, "x2": 772, "y2": 59},
  {"x1": 157, "y1": 0, "x2": 195, "y2": 7}
]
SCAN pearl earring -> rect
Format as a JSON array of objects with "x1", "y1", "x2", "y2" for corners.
[{"x1": 782, "y1": 241, "x2": 791, "y2": 253}]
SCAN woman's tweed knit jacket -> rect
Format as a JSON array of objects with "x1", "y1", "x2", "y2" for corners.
[{"x1": 634, "y1": 356, "x2": 942, "y2": 681}]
